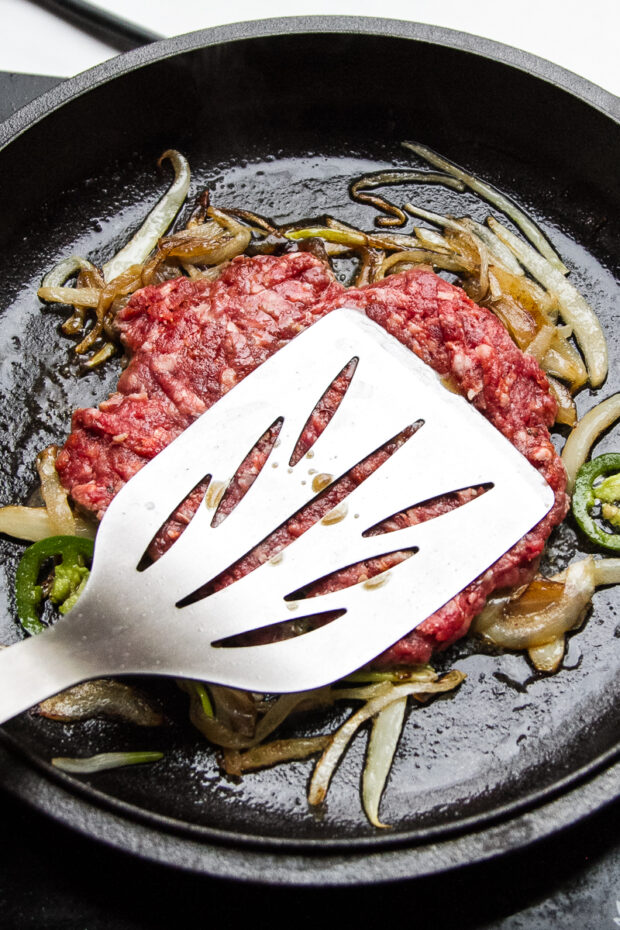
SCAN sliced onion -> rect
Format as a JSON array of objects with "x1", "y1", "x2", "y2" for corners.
[
  {"x1": 36, "y1": 446, "x2": 75, "y2": 535},
  {"x1": 362, "y1": 697, "x2": 406, "y2": 828},
  {"x1": 221, "y1": 737, "x2": 331, "y2": 776},
  {"x1": 308, "y1": 672, "x2": 465, "y2": 805},
  {"x1": 488, "y1": 218, "x2": 607, "y2": 387},
  {"x1": 102, "y1": 150, "x2": 190, "y2": 283},
  {"x1": 592, "y1": 558, "x2": 620, "y2": 586},
  {"x1": 403, "y1": 142, "x2": 569, "y2": 274},
  {"x1": 324, "y1": 216, "x2": 421, "y2": 252},
  {"x1": 37, "y1": 286, "x2": 101, "y2": 308},
  {"x1": 51, "y1": 751, "x2": 163, "y2": 774},
  {"x1": 528, "y1": 637, "x2": 565, "y2": 672},
  {"x1": 404, "y1": 202, "x2": 464, "y2": 232},
  {"x1": 83, "y1": 342, "x2": 117, "y2": 369},
  {"x1": 0, "y1": 505, "x2": 94, "y2": 542},
  {"x1": 479, "y1": 558, "x2": 595, "y2": 651},
  {"x1": 182, "y1": 683, "x2": 331, "y2": 750},
  {"x1": 459, "y1": 218, "x2": 525, "y2": 276},
  {"x1": 526, "y1": 324, "x2": 555, "y2": 362},
  {"x1": 543, "y1": 334, "x2": 588, "y2": 391},
  {"x1": 254, "y1": 689, "x2": 332, "y2": 743},
  {"x1": 354, "y1": 248, "x2": 386, "y2": 286},
  {"x1": 561, "y1": 393, "x2": 620, "y2": 493},
  {"x1": 546, "y1": 376, "x2": 577, "y2": 427},
  {"x1": 37, "y1": 679, "x2": 164, "y2": 726},
  {"x1": 209, "y1": 684, "x2": 257, "y2": 739},
  {"x1": 412, "y1": 227, "x2": 451, "y2": 252},
  {"x1": 41, "y1": 256, "x2": 100, "y2": 289},
  {"x1": 157, "y1": 207, "x2": 251, "y2": 266}
]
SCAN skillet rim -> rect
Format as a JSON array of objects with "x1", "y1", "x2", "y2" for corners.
[
  {"x1": 0, "y1": 16, "x2": 619, "y2": 882},
  {"x1": 1, "y1": 731, "x2": 618, "y2": 884},
  {"x1": 0, "y1": 15, "x2": 618, "y2": 155}
]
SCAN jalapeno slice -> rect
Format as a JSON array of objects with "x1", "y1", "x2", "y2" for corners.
[
  {"x1": 15, "y1": 535, "x2": 94, "y2": 635},
  {"x1": 572, "y1": 453, "x2": 620, "y2": 551}
]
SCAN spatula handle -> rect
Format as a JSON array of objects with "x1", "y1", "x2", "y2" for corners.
[{"x1": 0, "y1": 623, "x2": 100, "y2": 725}]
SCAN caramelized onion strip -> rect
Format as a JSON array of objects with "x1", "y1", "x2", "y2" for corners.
[
  {"x1": 489, "y1": 218, "x2": 607, "y2": 387},
  {"x1": 402, "y1": 142, "x2": 569, "y2": 274}
]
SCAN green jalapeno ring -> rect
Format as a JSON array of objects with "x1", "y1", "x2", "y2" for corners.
[
  {"x1": 15, "y1": 535, "x2": 94, "y2": 635},
  {"x1": 572, "y1": 453, "x2": 620, "y2": 551}
]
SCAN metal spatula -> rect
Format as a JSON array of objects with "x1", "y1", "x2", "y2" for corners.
[{"x1": 0, "y1": 308, "x2": 554, "y2": 722}]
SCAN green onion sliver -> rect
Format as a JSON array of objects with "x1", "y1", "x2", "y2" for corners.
[
  {"x1": 51, "y1": 751, "x2": 163, "y2": 774},
  {"x1": 362, "y1": 697, "x2": 407, "y2": 828},
  {"x1": 402, "y1": 141, "x2": 569, "y2": 275}
]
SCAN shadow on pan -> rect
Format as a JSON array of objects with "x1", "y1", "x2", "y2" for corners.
[{"x1": 0, "y1": 19, "x2": 619, "y2": 878}]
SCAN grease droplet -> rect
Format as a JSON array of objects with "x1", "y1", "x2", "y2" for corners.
[
  {"x1": 321, "y1": 502, "x2": 348, "y2": 525},
  {"x1": 312, "y1": 472, "x2": 333, "y2": 493},
  {"x1": 363, "y1": 571, "x2": 390, "y2": 590},
  {"x1": 205, "y1": 480, "x2": 226, "y2": 509}
]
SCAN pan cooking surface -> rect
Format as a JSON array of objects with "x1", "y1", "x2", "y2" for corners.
[{"x1": 0, "y1": 24, "x2": 619, "y2": 856}]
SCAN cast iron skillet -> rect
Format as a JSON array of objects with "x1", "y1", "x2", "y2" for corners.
[{"x1": 0, "y1": 18, "x2": 619, "y2": 884}]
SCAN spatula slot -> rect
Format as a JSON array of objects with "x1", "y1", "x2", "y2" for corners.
[
  {"x1": 288, "y1": 357, "x2": 358, "y2": 466},
  {"x1": 362, "y1": 483, "x2": 494, "y2": 537},
  {"x1": 211, "y1": 418, "x2": 283, "y2": 527},
  {"x1": 136, "y1": 474, "x2": 212, "y2": 572},
  {"x1": 283, "y1": 548, "x2": 418, "y2": 602},
  {"x1": 174, "y1": 421, "x2": 423, "y2": 610},
  {"x1": 135, "y1": 417, "x2": 285, "y2": 570},
  {"x1": 211, "y1": 609, "x2": 347, "y2": 649}
]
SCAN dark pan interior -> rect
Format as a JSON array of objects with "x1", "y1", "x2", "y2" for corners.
[{"x1": 0, "y1": 27, "x2": 619, "y2": 850}]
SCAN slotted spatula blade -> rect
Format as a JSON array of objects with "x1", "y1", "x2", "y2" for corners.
[{"x1": 0, "y1": 307, "x2": 554, "y2": 718}]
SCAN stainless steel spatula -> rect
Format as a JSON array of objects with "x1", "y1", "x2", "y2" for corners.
[{"x1": 0, "y1": 308, "x2": 554, "y2": 721}]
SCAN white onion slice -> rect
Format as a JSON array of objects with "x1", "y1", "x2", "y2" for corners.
[
  {"x1": 36, "y1": 446, "x2": 75, "y2": 536},
  {"x1": 413, "y1": 227, "x2": 451, "y2": 252},
  {"x1": 480, "y1": 558, "x2": 595, "y2": 650},
  {"x1": 404, "y1": 202, "x2": 463, "y2": 232},
  {"x1": 459, "y1": 218, "x2": 525, "y2": 276},
  {"x1": 0, "y1": 506, "x2": 94, "y2": 542},
  {"x1": 0, "y1": 506, "x2": 56, "y2": 542},
  {"x1": 528, "y1": 637, "x2": 565, "y2": 672},
  {"x1": 222, "y1": 737, "x2": 331, "y2": 776},
  {"x1": 592, "y1": 558, "x2": 620, "y2": 586},
  {"x1": 488, "y1": 218, "x2": 607, "y2": 387},
  {"x1": 37, "y1": 286, "x2": 100, "y2": 308},
  {"x1": 102, "y1": 150, "x2": 190, "y2": 283},
  {"x1": 561, "y1": 393, "x2": 620, "y2": 493},
  {"x1": 308, "y1": 672, "x2": 465, "y2": 806},
  {"x1": 362, "y1": 697, "x2": 407, "y2": 828}
]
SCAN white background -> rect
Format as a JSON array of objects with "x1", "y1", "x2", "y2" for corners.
[{"x1": 1, "y1": 0, "x2": 619, "y2": 96}]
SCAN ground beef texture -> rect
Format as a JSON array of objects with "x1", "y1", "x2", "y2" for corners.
[{"x1": 56, "y1": 253, "x2": 569, "y2": 666}]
